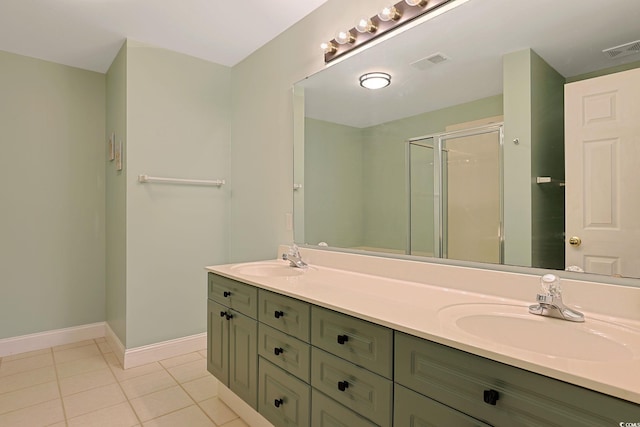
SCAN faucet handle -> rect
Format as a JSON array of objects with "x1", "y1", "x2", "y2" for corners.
[
  {"x1": 288, "y1": 244, "x2": 301, "y2": 257},
  {"x1": 540, "y1": 274, "x2": 562, "y2": 298}
]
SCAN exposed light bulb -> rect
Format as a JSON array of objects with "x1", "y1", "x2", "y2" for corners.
[
  {"x1": 335, "y1": 30, "x2": 356, "y2": 45},
  {"x1": 378, "y1": 5, "x2": 401, "y2": 22},
  {"x1": 405, "y1": 0, "x2": 428, "y2": 6},
  {"x1": 355, "y1": 17, "x2": 377, "y2": 33},
  {"x1": 320, "y1": 41, "x2": 337, "y2": 54}
]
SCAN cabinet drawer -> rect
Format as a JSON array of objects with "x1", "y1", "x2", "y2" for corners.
[
  {"x1": 259, "y1": 290, "x2": 310, "y2": 342},
  {"x1": 395, "y1": 332, "x2": 640, "y2": 427},
  {"x1": 259, "y1": 358, "x2": 310, "y2": 427},
  {"x1": 208, "y1": 273, "x2": 257, "y2": 318},
  {"x1": 394, "y1": 384, "x2": 490, "y2": 427},
  {"x1": 311, "y1": 347, "x2": 392, "y2": 427},
  {"x1": 311, "y1": 306, "x2": 392, "y2": 378},
  {"x1": 258, "y1": 323, "x2": 310, "y2": 383},
  {"x1": 311, "y1": 389, "x2": 377, "y2": 427}
]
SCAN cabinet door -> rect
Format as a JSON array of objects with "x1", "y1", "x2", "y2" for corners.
[
  {"x1": 394, "y1": 384, "x2": 491, "y2": 427},
  {"x1": 229, "y1": 310, "x2": 258, "y2": 409},
  {"x1": 259, "y1": 358, "x2": 310, "y2": 427},
  {"x1": 207, "y1": 299, "x2": 229, "y2": 386}
]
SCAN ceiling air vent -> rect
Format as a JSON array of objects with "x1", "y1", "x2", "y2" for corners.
[
  {"x1": 603, "y1": 40, "x2": 640, "y2": 59},
  {"x1": 410, "y1": 52, "x2": 449, "y2": 70}
]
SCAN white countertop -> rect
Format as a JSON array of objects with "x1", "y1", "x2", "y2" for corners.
[{"x1": 206, "y1": 249, "x2": 640, "y2": 405}]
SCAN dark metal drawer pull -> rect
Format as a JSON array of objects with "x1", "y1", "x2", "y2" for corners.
[
  {"x1": 338, "y1": 381, "x2": 349, "y2": 391},
  {"x1": 274, "y1": 398, "x2": 284, "y2": 408},
  {"x1": 274, "y1": 347, "x2": 284, "y2": 356},
  {"x1": 337, "y1": 334, "x2": 349, "y2": 345},
  {"x1": 219, "y1": 311, "x2": 226, "y2": 317},
  {"x1": 223, "y1": 291, "x2": 231, "y2": 297},
  {"x1": 483, "y1": 389, "x2": 499, "y2": 405},
  {"x1": 274, "y1": 310, "x2": 284, "y2": 319},
  {"x1": 225, "y1": 313, "x2": 233, "y2": 320}
]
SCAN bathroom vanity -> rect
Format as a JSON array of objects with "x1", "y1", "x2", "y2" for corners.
[{"x1": 206, "y1": 247, "x2": 640, "y2": 426}]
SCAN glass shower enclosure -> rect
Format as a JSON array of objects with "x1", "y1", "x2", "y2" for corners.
[{"x1": 406, "y1": 124, "x2": 504, "y2": 264}]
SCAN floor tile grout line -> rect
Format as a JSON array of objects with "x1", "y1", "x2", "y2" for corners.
[
  {"x1": 1, "y1": 342, "x2": 240, "y2": 427},
  {"x1": 100, "y1": 339, "x2": 144, "y2": 427}
]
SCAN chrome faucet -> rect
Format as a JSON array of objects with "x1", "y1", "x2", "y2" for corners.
[
  {"x1": 529, "y1": 274, "x2": 584, "y2": 322},
  {"x1": 282, "y1": 244, "x2": 308, "y2": 268}
]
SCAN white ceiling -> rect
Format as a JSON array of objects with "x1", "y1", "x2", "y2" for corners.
[
  {"x1": 0, "y1": 0, "x2": 328, "y2": 73},
  {"x1": 299, "y1": 0, "x2": 640, "y2": 128}
]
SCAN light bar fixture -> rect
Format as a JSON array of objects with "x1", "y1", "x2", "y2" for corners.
[{"x1": 321, "y1": 0, "x2": 453, "y2": 63}]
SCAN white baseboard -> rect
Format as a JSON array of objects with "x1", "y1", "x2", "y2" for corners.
[
  {"x1": 0, "y1": 322, "x2": 106, "y2": 358},
  {"x1": 105, "y1": 323, "x2": 125, "y2": 368},
  {"x1": 123, "y1": 333, "x2": 207, "y2": 369},
  {"x1": 219, "y1": 384, "x2": 274, "y2": 427},
  {"x1": 104, "y1": 324, "x2": 207, "y2": 370}
]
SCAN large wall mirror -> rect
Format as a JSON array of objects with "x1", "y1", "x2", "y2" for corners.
[{"x1": 293, "y1": 0, "x2": 640, "y2": 282}]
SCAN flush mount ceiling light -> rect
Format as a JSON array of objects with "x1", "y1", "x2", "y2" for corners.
[
  {"x1": 321, "y1": 0, "x2": 454, "y2": 63},
  {"x1": 359, "y1": 72, "x2": 391, "y2": 89}
]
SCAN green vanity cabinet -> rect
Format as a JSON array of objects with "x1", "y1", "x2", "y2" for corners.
[
  {"x1": 207, "y1": 273, "x2": 640, "y2": 427},
  {"x1": 207, "y1": 273, "x2": 258, "y2": 409},
  {"x1": 395, "y1": 331, "x2": 640, "y2": 426}
]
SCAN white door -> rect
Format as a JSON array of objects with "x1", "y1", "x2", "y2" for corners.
[{"x1": 565, "y1": 68, "x2": 640, "y2": 277}]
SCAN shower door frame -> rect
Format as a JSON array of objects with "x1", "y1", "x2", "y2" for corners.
[{"x1": 406, "y1": 123, "x2": 504, "y2": 263}]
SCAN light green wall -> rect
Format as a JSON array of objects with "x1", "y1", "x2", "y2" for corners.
[
  {"x1": 530, "y1": 51, "x2": 565, "y2": 269},
  {"x1": 566, "y1": 60, "x2": 640, "y2": 83},
  {"x1": 0, "y1": 50, "x2": 106, "y2": 339},
  {"x1": 503, "y1": 50, "x2": 533, "y2": 266},
  {"x1": 304, "y1": 118, "x2": 364, "y2": 247},
  {"x1": 229, "y1": 0, "x2": 393, "y2": 262},
  {"x1": 503, "y1": 49, "x2": 565, "y2": 268},
  {"x1": 105, "y1": 43, "x2": 128, "y2": 344},
  {"x1": 122, "y1": 41, "x2": 231, "y2": 348},
  {"x1": 361, "y1": 95, "x2": 504, "y2": 251}
]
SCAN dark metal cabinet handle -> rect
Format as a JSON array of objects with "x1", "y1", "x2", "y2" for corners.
[
  {"x1": 337, "y1": 334, "x2": 349, "y2": 345},
  {"x1": 225, "y1": 313, "x2": 233, "y2": 320},
  {"x1": 274, "y1": 347, "x2": 284, "y2": 356},
  {"x1": 338, "y1": 381, "x2": 349, "y2": 391},
  {"x1": 223, "y1": 291, "x2": 231, "y2": 297},
  {"x1": 274, "y1": 398, "x2": 284, "y2": 408},
  {"x1": 219, "y1": 311, "x2": 226, "y2": 317},
  {"x1": 483, "y1": 389, "x2": 500, "y2": 405},
  {"x1": 274, "y1": 310, "x2": 284, "y2": 319}
]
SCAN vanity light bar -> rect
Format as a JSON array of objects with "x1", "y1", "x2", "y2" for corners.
[{"x1": 323, "y1": 0, "x2": 454, "y2": 63}]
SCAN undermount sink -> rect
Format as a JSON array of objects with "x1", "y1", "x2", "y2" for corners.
[
  {"x1": 438, "y1": 303, "x2": 640, "y2": 362},
  {"x1": 230, "y1": 261, "x2": 307, "y2": 278}
]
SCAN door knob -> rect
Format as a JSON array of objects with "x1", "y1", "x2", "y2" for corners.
[{"x1": 569, "y1": 236, "x2": 582, "y2": 247}]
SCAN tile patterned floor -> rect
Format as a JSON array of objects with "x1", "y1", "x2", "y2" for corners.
[{"x1": 0, "y1": 338, "x2": 248, "y2": 427}]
